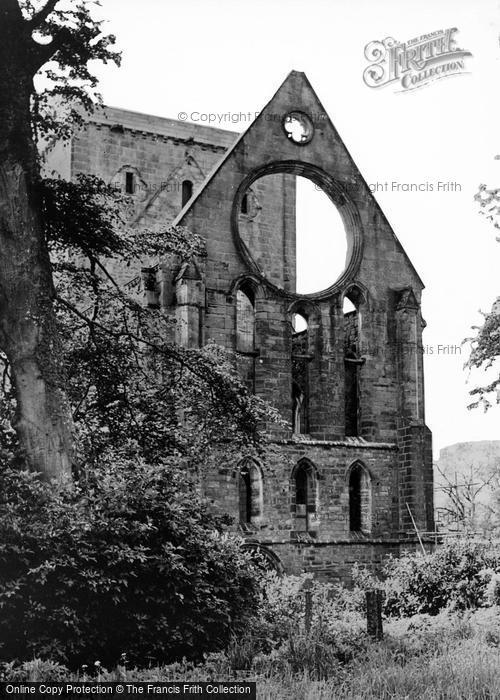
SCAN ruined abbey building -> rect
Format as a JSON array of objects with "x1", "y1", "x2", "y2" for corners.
[{"x1": 45, "y1": 71, "x2": 434, "y2": 581}]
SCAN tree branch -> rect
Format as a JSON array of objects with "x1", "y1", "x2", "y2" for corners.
[
  {"x1": 30, "y1": 26, "x2": 72, "y2": 72},
  {"x1": 27, "y1": 0, "x2": 59, "y2": 30},
  {"x1": 55, "y1": 294, "x2": 200, "y2": 381}
]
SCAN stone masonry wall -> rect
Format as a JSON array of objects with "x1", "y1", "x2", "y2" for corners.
[
  {"x1": 43, "y1": 74, "x2": 435, "y2": 581},
  {"x1": 206, "y1": 442, "x2": 398, "y2": 541},
  {"x1": 175, "y1": 71, "x2": 435, "y2": 576}
]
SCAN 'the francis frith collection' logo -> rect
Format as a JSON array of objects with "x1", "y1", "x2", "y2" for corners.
[{"x1": 363, "y1": 28, "x2": 472, "y2": 92}]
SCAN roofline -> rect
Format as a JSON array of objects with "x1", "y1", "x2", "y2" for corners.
[
  {"x1": 172, "y1": 71, "x2": 296, "y2": 225},
  {"x1": 83, "y1": 103, "x2": 239, "y2": 145},
  {"x1": 174, "y1": 69, "x2": 424, "y2": 289}
]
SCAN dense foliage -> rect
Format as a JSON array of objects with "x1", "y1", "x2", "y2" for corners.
[
  {"x1": 0, "y1": 174, "x2": 280, "y2": 469},
  {"x1": 6, "y1": 607, "x2": 500, "y2": 699},
  {"x1": 3, "y1": 543, "x2": 500, "y2": 690},
  {"x1": 0, "y1": 174, "x2": 278, "y2": 667},
  {"x1": 467, "y1": 183, "x2": 500, "y2": 409},
  {"x1": 194, "y1": 546, "x2": 500, "y2": 680},
  {"x1": 199, "y1": 572, "x2": 368, "y2": 679},
  {"x1": 24, "y1": 0, "x2": 121, "y2": 142},
  {"x1": 0, "y1": 457, "x2": 262, "y2": 667},
  {"x1": 0, "y1": 0, "x2": 123, "y2": 477},
  {"x1": 384, "y1": 539, "x2": 500, "y2": 617}
]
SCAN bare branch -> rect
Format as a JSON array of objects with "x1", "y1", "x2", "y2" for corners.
[
  {"x1": 92, "y1": 256, "x2": 129, "y2": 297},
  {"x1": 435, "y1": 463, "x2": 455, "y2": 488}
]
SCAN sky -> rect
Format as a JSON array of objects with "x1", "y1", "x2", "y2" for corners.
[{"x1": 88, "y1": 0, "x2": 500, "y2": 457}]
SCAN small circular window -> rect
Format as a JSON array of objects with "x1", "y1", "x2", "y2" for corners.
[{"x1": 283, "y1": 111, "x2": 314, "y2": 144}]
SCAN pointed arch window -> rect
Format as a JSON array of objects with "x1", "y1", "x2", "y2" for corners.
[
  {"x1": 291, "y1": 312, "x2": 310, "y2": 434},
  {"x1": 348, "y1": 462, "x2": 372, "y2": 534},
  {"x1": 343, "y1": 288, "x2": 365, "y2": 437},
  {"x1": 292, "y1": 459, "x2": 317, "y2": 532},
  {"x1": 236, "y1": 283, "x2": 255, "y2": 353},
  {"x1": 181, "y1": 179, "x2": 193, "y2": 207},
  {"x1": 238, "y1": 459, "x2": 263, "y2": 527}
]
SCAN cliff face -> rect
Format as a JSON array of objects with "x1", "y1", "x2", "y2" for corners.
[{"x1": 434, "y1": 441, "x2": 500, "y2": 533}]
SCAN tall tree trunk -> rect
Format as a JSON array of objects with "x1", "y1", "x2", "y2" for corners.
[{"x1": 0, "y1": 1, "x2": 73, "y2": 480}]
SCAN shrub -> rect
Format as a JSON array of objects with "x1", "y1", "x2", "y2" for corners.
[
  {"x1": 0, "y1": 659, "x2": 69, "y2": 682},
  {"x1": 253, "y1": 572, "x2": 365, "y2": 641},
  {"x1": 484, "y1": 571, "x2": 500, "y2": 606},
  {"x1": 0, "y1": 457, "x2": 262, "y2": 667},
  {"x1": 220, "y1": 572, "x2": 367, "y2": 678},
  {"x1": 384, "y1": 539, "x2": 500, "y2": 617}
]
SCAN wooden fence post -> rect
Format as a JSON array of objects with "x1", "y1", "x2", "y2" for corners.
[
  {"x1": 365, "y1": 589, "x2": 384, "y2": 640},
  {"x1": 302, "y1": 578, "x2": 313, "y2": 634}
]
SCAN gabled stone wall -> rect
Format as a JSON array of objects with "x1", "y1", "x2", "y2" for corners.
[{"x1": 44, "y1": 74, "x2": 435, "y2": 582}]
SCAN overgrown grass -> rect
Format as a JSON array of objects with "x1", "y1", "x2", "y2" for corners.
[
  {"x1": 5, "y1": 543, "x2": 500, "y2": 698},
  {"x1": 5, "y1": 609, "x2": 500, "y2": 699},
  {"x1": 256, "y1": 637, "x2": 500, "y2": 699}
]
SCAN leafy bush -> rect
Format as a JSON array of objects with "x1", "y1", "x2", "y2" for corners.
[
  {"x1": 484, "y1": 571, "x2": 500, "y2": 606},
  {"x1": 252, "y1": 572, "x2": 365, "y2": 642},
  {"x1": 384, "y1": 540, "x2": 500, "y2": 616},
  {"x1": 0, "y1": 457, "x2": 262, "y2": 668},
  {"x1": 213, "y1": 572, "x2": 367, "y2": 678},
  {"x1": 0, "y1": 658, "x2": 70, "y2": 683},
  {"x1": 0, "y1": 171, "x2": 278, "y2": 672}
]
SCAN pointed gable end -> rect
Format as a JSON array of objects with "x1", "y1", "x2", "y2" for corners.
[{"x1": 173, "y1": 70, "x2": 424, "y2": 301}]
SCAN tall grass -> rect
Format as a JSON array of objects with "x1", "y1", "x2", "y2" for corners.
[
  {"x1": 5, "y1": 609, "x2": 500, "y2": 699},
  {"x1": 255, "y1": 636, "x2": 500, "y2": 699}
]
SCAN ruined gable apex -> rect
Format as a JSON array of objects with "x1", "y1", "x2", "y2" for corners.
[{"x1": 172, "y1": 70, "x2": 424, "y2": 295}]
